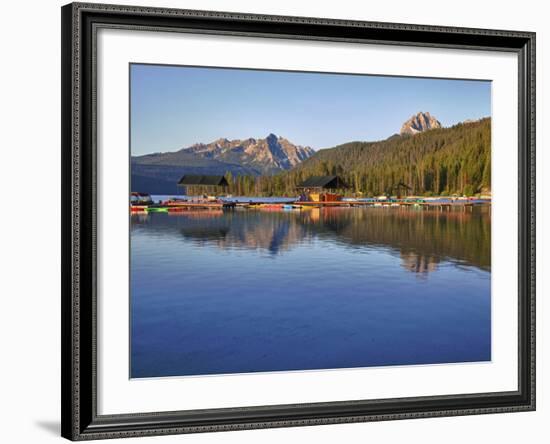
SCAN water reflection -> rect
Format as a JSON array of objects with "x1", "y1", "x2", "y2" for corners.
[
  {"x1": 130, "y1": 206, "x2": 491, "y2": 377},
  {"x1": 131, "y1": 207, "x2": 490, "y2": 273},
  {"x1": 400, "y1": 252, "x2": 440, "y2": 275}
]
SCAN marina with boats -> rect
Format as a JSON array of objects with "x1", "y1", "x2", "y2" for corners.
[{"x1": 130, "y1": 174, "x2": 491, "y2": 214}]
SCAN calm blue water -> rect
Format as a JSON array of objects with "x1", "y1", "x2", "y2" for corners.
[{"x1": 130, "y1": 207, "x2": 491, "y2": 378}]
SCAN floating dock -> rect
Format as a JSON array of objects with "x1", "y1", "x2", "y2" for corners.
[
  {"x1": 164, "y1": 202, "x2": 236, "y2": 210},
  {"x1": 131, "y1": 199, "x2": 490, "y2": 213},
  {"x1": 130, "y1": 201, "x2": 236, "y2": 213},
  {"x1": 295, "y1": 200, "x2": 489, "y2": 210}
]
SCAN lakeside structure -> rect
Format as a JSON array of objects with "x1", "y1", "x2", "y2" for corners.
[
  {"x1": 130, "y1": 174, "x2": 491, "y2": 213},
  {"x1": 177, "y1": 175, "x2": 229, "y2": 196},
  {"x1": 296, "y1": 176, "x2": 350, "y2": 202}
]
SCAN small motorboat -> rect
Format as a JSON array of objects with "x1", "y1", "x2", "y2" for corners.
[{"x1": 130, "y1": 192, "x2": 153, "y2": 212}]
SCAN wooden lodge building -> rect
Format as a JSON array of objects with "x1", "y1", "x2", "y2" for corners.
[
  {"x1": 296, "y1": 175, "x2": 349, "y2": 202},
  {"x1": 177, "y1": 175, "x2": 229, "y2": 196}
]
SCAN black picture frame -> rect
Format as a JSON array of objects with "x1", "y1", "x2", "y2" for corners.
[{"x1": 61, "y1": 2, "x2": 536, "y2": 440}]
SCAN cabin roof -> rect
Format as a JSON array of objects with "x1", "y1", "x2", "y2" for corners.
[
  {"x1": 296, "y1": 175, "x2": 349, "y2": 189},
  {"x1": 177, "y1": 175, "x2": 229, "y2": 186}
]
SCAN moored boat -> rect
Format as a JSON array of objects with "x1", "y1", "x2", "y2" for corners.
[
  {"x1": 130, "y1": 192, "x2": 153, "y2": 212},
  {"x1": 146, "y1": 206, "x2": 169, "y2": 213}
]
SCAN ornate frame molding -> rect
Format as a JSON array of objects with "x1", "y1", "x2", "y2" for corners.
[{"x1": 61, "y1": 2, "x2": 535, "y2": 440}]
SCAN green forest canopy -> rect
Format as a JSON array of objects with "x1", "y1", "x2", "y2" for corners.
[{"x1": 222, "y1": 118, "x2": 491, "y2": 197}]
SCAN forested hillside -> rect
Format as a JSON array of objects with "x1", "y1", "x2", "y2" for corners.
[{"x1": 224, "y1": 118, "x2": 491, "y2": 197}]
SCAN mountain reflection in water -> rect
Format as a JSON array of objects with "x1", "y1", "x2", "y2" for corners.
[
  {"x1": 131, "y1": 207, "x2": 490, "y2": 273},
  {"x1": 130, "y1": 207, "x2": 491, "y2": 378}
]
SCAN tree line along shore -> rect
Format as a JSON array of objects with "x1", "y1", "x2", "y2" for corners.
[{"x1": 221, "y1": 118, "x2": 491, "y2": 198}]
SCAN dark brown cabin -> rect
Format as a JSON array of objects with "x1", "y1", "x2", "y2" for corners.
[
  {"x1": 177, "y1": 175, "x2": 229, "y2": 196},
  {"x1": 296, "y1": 175, "x2": 349, "y2": 190},
  {"x1": 296, "y1": 176, "x2": 349, "y2": 202}
]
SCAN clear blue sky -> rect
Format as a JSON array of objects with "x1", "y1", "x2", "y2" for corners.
[{"x1": 130, "y1": 64, "x2": 491, "y2": 156}]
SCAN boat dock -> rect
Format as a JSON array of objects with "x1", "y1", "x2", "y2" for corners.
[
  {"x1": 292, "y1": 200, "x2": 489, "y2": 210},
  {"x1": 131, "y1": 201, "x2": 236, "y2": 213},
  {"x1": 131, "y1": 174, "x2": 491, "y2": 214},
  {"x1": 165, "y1": 202, "x2": 236, "y2": 210},
  {"x1": 131, "y1": 197, "x2": 490, "y2": 213},
  {"x1": 235, "y1": 199, "x2": 490, "y2": 210}
]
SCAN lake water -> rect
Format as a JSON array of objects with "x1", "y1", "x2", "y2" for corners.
[{"x1": 130, "y1": 206, "x2": 491, "y2": 378}]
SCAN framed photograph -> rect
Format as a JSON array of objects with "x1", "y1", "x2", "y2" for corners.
[{"x1": 61, "y1": 2, "x2": 535, "y2": 440}]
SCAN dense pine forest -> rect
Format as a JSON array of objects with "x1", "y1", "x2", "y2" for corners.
[{"x1": 222, "y1": 118, "x2": 491, "y2": 197}]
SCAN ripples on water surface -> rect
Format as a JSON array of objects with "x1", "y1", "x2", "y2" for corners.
[{"x1": 130, "y1": 207, "x2": 491, "y2": 378}]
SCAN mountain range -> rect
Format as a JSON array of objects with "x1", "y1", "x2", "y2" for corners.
[
  {"x1": 131, "y1": 112, "x2": 487, "y2": 195},
  {"x1": 131, "y1": 134, "x2": 314, "y2": 194}
]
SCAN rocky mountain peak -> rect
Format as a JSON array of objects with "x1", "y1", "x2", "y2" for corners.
[
  {"x1": 177, "y1": 134, "x2": 314, "y2": 174},
  {"x1": 400, "y1": 112, "x2": 442, "y2": 135}
]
